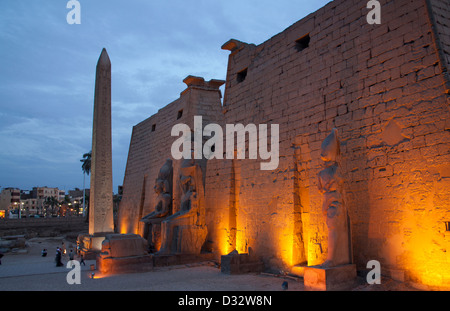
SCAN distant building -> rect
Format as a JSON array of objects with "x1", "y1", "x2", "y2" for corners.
[
  {"x1": 18, "y1": 186, "x2": 66, "y2": 217},
  {"x1": 31, "y1": 186, "x2": 65, "y2": 201},
  {"x1": 68, "y1": 188, "x2": 90, "y2": 216},
  {"x1": 0, "y1": 188, "x2": 21, "y2": 218},
  {"x1": 19, "y1": 190, "x2": 37, "y2": 216},
  {"x1": 0, "y1": 186, "x2": 89, "y2": 218},
  {"x1": 68, "y1": 188, "x2": 83, "y2": 198}
]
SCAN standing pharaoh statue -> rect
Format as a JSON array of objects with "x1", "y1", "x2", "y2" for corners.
[{"x1": 318, "y1": 128, "x2": 352, "y2": 267}]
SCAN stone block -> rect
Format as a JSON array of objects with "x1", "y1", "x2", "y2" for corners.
[
  {"x1": 77, "y1": 233, "x2": 107, "y2": 259},
  {"x1": 304, "y1": 264, "x2": 357, "y2": 291},
  {"x1": 97, "y1": 254, "x2": 153, "y2": 275},
  {"x1": 90, "y1": 236, "x2": 107, "y2": 251},
  {"x1": 101, "y1": 233, "x2": 148, "y2": 258},
  {"x1": 96, "y1": 233, "x2": 152, "y2": 275},
  {"x1": 221, "y1": 250, "x2": 264, "y2": 275}
]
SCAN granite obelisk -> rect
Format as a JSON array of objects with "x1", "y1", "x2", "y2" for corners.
[{"x1": 89, "y1": 48, "x2": 114, "y2": 235}]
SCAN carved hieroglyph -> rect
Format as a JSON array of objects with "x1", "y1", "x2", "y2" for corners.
[{"x1": 318, "y1": 128, "x2": 352, "y2": 267}]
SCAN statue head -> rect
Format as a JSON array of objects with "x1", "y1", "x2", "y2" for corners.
[
  {"x1": 158, "y1": 159, "x2": 173, "y2": 179},
  {"x1": 320, "y1": 128, "x2": 340, "y2": 164}
]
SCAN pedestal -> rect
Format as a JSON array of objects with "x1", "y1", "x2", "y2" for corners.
[
  {"x1": 97, "y1": 255, "x2": 153, "y2": 274},
  {"x1": 304, "y1": 264, "x2": 357, "y2": 291},
  {"x1": 221, "y1": 251, "x2": 264, "y2": 275},
  {"x1": 77, "y1": 233, "x2": 108, "y2": 260},
  {"x1": 96, "y1": 233, "x2": 153, "y2": 274}
]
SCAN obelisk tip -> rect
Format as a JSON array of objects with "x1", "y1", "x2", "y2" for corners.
[{"x1": 97, "y1": 48, "x2": 110, "y2": 67}]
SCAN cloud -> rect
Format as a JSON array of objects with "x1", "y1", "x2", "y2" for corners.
[
  {"x1": 0, "y1": 0, "x2": 330, "y2": 192},
  {"x1": 0, "y1": 115, "x2": 89, "y2": 162}
]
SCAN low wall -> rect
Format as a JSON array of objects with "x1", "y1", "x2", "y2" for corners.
[{"x1": 0, "y1": 217, "x2": 88, "y2": 239}]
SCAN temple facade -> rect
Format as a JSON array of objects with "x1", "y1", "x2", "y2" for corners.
[{"x1": 118, "y1": 0, "x2": 450, "y2": 289}]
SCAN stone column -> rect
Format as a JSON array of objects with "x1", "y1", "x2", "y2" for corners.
[{"x1": 89, "y1": 48, "x2": 114, "y2": 235}]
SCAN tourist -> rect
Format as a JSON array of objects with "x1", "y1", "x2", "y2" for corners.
[
  {"x1": 79, "y1": 254, "x2": 85, "y2": 266},
  {"x1": 55, "y1": 247, "x2": 63, "y2": 267},
  {"x1": 68, "y1": 249, "x2": 74, "y2": 261},
  {"x1": 41, "y1": 249, "x2": 47, "y2": 257}
]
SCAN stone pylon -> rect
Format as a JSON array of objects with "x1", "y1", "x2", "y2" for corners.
[{"x1": 89, "y1": 48, "x2": 114, "y2": 235}]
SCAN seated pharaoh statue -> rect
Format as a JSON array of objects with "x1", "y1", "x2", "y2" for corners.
[
  {"x1": 140, "y1": 158, "x2": 173, "y2": 252},
  {"x1": 157, "y1": 154, "x2": 207, "y2": 255}
]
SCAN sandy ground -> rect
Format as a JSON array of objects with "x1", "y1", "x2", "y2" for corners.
[{"x1": 0, "y1": 236, "x2": 418, "y2": 292}]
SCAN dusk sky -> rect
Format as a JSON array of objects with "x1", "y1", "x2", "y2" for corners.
[{"x1": 0, "y1": 0, "x2": 330, "y2": 193}]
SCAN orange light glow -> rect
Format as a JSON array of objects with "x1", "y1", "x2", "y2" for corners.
[
  {"x1": 278, "y1": 231, "x2": 294, "y2": 267},
  {"x1": 272, "y1": 213, "x2": 294, "y2": 268},
  {"x1": 118, "y1": 215, "x2": 137, "y2": 235},
  {"x1": 218, "y1": 227, "x2": 233, "y2": 255},
  {"x1": 91, "y1": 273, "x2": 108, "y2": 279},
  {"x1": 379, "y1": 184, "x2": 450, "y2": 290},
  {"x1": 399, "y1": 213, "x2": 450, "y2": 289},
  {"x1": 235, "y1": 230, "x2": 247, "y2": 254}
]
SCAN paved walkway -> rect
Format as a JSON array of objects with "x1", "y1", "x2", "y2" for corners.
[
  {"x1": 0, "y1": 237, "x2": 306, "y2": 291},
  {"x1": 0, "y1": 237, "x2": 416, "y2": 292}
]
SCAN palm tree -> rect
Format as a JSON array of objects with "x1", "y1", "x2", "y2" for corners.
[
  {"x1": 44, "y1": 196, "x2": 59, "y2": 216},
  {"x1": 80, "y1": 151, "x2": 91, "y2": 221},
  {"x1": 81, "y1": 151, "x2": 91, "y2": 175}
]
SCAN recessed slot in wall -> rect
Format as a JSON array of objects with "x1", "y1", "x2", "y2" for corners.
[
  {"x1": 237, "y1": 68, "x2": 248, "y2": 83},
  {"x1": 295, "y1": 34, "x2": 310, "y2": 52},
  {"x1": 177, "y1": 109, "x2": 183, "y2": 120},
  {"x1": 445, "y1": 221, "x2": 450, "y2": 232},
  {"x1": 151, "y1": 124, "x2": 156, "y2": 132}
]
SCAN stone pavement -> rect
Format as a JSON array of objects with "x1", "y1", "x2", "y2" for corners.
[{"x1": 0, "y1": 237, "x2": 417, "y2": 292}]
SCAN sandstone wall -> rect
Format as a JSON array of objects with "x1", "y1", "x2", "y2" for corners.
[
  {"x1": 118, "y1": 77, "x2": 224, "y2": 236},
  {"x1": 427, "y1": 0, "x2": 450, "y2": 91},
  {"x1": 119, "y1": 0, "x2": 450, "y2": 289},
  {"x1": 208, "y1": 0, "x2": 450, "y2": 288}
]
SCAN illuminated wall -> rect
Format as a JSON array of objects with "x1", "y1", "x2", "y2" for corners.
[
  {"x1": 118, "y1": 77, "x2": 224, "y2": 236},
  {"x1": 119, "y1": 0, "x2": 450, "y2": 289},
  {"x1": 208, "y1": 0, "x2": 450, "y2": 288}
]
